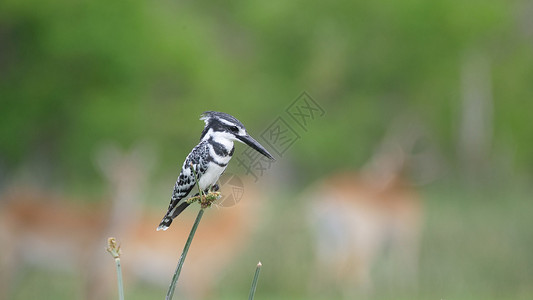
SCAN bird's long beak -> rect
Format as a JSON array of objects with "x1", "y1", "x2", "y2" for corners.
[{"x1": 237, "y1": 134, "x2": 275, "y2": 160}]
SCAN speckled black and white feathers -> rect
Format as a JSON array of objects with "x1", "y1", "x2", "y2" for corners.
[{"x1": 157, "y1": 141, "x2": 215, "y2": 231}]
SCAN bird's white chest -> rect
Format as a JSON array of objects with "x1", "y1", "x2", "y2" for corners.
[{"x1": 198, "y1": 162, "x2": 226, "y2": 190}]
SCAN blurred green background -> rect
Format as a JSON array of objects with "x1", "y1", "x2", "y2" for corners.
[{"x1": 1, "y1": 0, "x2": 532, "y2": 299}]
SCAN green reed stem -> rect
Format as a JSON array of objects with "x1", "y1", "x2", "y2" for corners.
[
  {"x1": 165, "y1": 208, "x2": 205, "y2": 300},
  {"x1": 114, "y1": 258, "x2": 124, "y2": 300},
  {"x1": 106, "y1": 237, "x2": 124, "y2": 300},
  {"x1": 166, "y1": 163, "x2": 209, "y2": 300},
  {"x1": 248, "y1": 261, "x2": 262, "y2": 300}
]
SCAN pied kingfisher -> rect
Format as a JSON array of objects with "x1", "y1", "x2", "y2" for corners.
[{"x1": 157, "y1": 111, "x2": 274, "y2": 231}]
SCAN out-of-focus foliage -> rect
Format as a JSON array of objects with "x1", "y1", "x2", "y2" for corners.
[{"x1": 0, "y1": 0, "x2": 532, "y2": 186}]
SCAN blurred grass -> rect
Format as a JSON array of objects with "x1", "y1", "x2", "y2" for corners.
[
  {"x1": 9, "y1": 267, "x2": 82, "y2": 300},
  {"x1": 417, "y1": 185, "x2": 533, "y2": 300},
  {"x1": 6, "y1": 183, "x2": 532, "y2": 300}
]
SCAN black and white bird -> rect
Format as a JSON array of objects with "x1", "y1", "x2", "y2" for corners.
[{"x1": 157, "y1": 111, "x2": 274, "y2": 231}]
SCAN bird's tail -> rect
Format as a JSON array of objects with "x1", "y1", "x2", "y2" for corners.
[{"x1": 156, "y1": 202, "x2": 191, "y2": 231}]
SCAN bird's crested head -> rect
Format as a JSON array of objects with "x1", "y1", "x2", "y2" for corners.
[{"x1": 199, "y1": 111, "x2": 274, "y2": 160}]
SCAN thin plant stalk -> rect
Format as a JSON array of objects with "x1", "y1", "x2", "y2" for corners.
[
  {"x1": 166, "y1": 164, "x2": 217, "y2": 300},
  {"x1": 114, "y1": 257, "x2": 125, "y2": 300},
  {"x1": 165, "y1": 208, "x2": 205, "y2": 300},
  {"x1": 248, "y1": 261, "x2": 262, "y2": 300},
  {"x1": 106, "y1": 237, "x2": 124, "y2": 300}
]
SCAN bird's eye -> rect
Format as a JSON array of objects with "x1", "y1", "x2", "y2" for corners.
[{"x1": 230, "y1": 126, "x2": 239, "y2": 133}]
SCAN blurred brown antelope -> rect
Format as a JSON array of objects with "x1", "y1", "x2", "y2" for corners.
[
  {"x1": 0, "y1": 143, "x2": 153, "y2": 300},
  {"x1": 307, "y1": 117, "x2": 441, "y2": 298},
  {"x1": 0, "y1": 143, "x2": 262, "y2": 300}
]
